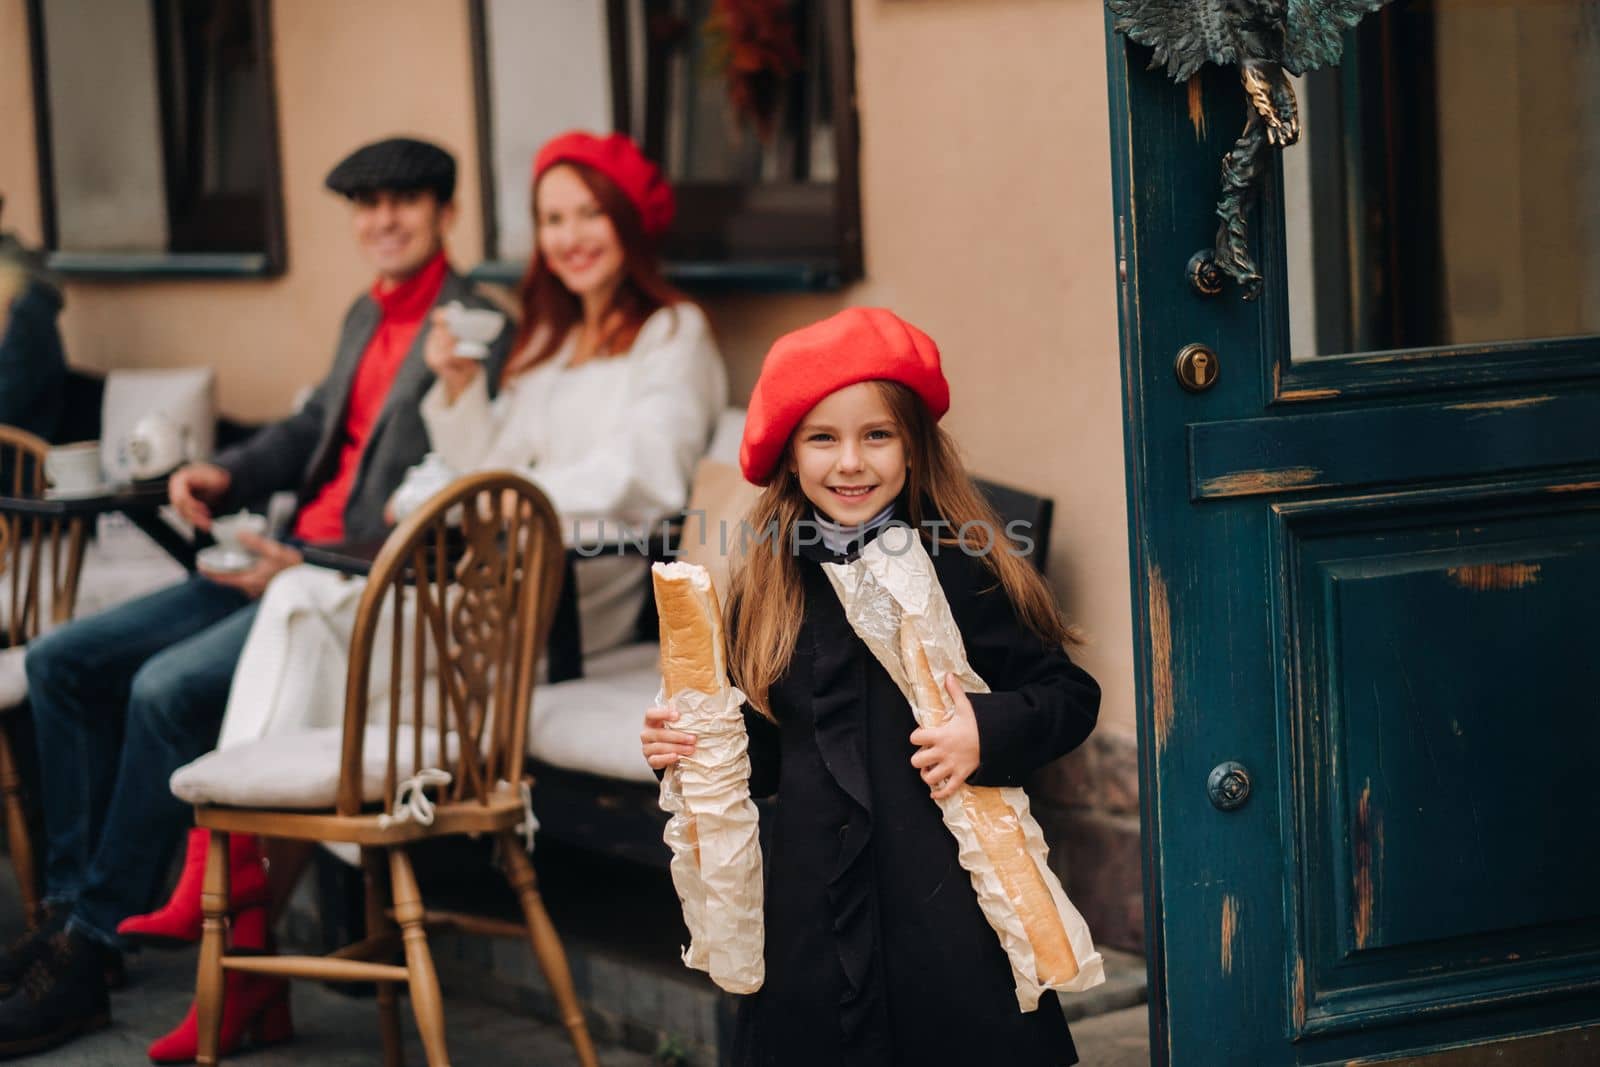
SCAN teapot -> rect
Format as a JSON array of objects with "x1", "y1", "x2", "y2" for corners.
[{"x1": 123, "y1": 413, "x2": 191, "y2": 481}]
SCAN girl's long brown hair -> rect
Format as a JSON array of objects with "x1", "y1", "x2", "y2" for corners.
[
  {"x1": 503, "y1": 161, "x2": 684, "y2": 383},
  {"x1": 725, "y1": 381, "x2": 1078, "y2": 719}
]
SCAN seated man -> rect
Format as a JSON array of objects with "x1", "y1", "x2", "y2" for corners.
[{"x1": 0, "y1": 137, "x2": 511, "y2": 1058}]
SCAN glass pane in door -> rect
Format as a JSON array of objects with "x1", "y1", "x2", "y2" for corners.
[{"x1": 1284, "y1": 0, "x2": 1600, "y2": 359}]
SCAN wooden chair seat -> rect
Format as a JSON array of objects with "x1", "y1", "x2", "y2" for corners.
[
  {"x1": 195, "y1": 786, "x2": 526, "y2": 847},
  {"x1": 189, "y1": 473, "x2": 599, "y2": 1067}
]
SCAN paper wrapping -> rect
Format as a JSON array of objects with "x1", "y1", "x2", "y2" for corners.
[
  {"x1": 821, "y1": 526, "x2": 1105, "y2": 1010},
  {"x1": 652, "y1": 562, "x2": 765, "y2": 994}
]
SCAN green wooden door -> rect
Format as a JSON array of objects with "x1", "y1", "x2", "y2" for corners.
[{"x1": 1108, "y1": 4, "x2": 1600, "y2": 1063}]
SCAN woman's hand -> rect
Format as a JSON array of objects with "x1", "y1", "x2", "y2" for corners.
[
  {"x1": 909, "y1": 673, "x2": 981, "y2": 800},
  {"x1": 641, "y1": 705, "x2": 697, "y2": 770},
  {"x1": 424, "y1": 308, "x2": 483, "y2": 403}
]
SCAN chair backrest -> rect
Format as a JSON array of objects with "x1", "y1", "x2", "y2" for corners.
[
  {"x1": 0, "y1": 425, "x2": 82, "y2": 645},
  {"x1": 335, "y1": 472, "x2": 564, "y2": 818},
  {"x1": 973, "y1": 475, "x2": 1054, "y2": 574}
]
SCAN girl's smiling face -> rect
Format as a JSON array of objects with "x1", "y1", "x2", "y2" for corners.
[{"x1": 789, "y1": 382, "x2": 908, "y2": 524}]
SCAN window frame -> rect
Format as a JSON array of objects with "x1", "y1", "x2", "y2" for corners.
[
  {"x1": 468, "y1": 0, "x2": 861, "y2": 294},
  {"x1": 25, "y1": 0, "x2": 287, "y2": 279}
]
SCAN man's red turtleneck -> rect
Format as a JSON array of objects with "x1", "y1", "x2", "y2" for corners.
[{"x1": 293, "y1": 250, "x2": 448, "y2": 543}]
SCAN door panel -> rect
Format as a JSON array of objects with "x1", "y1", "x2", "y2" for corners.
[
  {"x1": 1279, "y1": 493, "x2": 1600, "y2": 1038},
  {"x1": 1106, "y1": 2, "x2": 1600, "y2": 1062}
]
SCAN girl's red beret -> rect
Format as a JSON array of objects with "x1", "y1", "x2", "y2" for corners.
[{"x1": 740, "y1": 308, "x2": 950, "y2": 486}]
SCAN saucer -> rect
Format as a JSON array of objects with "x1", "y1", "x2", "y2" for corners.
[{"x1": 197, "y1": 545, "x2": 255, "y2": 574}]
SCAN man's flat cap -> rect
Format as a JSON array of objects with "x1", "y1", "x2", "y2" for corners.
[{"x1": 325, "y1": 137, "x2": 456, "y2": 202}]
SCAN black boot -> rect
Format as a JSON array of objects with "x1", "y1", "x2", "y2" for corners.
[
  {"x1": 0, "y1": 926, "x2": 111, "y2": 1058},
  {"x1": 0, "y1": 903, "x2": 66, "y2": 998},
  {"x1": 0, "y1": 905, "x2": 124, "y2": 998}
]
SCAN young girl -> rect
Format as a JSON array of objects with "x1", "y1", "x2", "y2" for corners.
[{"x1": 641, "y1": 307, "x2": 1100, "y2": 1066}]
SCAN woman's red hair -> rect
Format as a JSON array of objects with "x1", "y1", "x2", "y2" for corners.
[{"x1": 503, "y1": 162, "x2": 684, "y2": 383}]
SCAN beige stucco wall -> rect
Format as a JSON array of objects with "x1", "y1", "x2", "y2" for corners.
[{"x1": 0, "y1": 0, "x2": 1133, "y2": 740}]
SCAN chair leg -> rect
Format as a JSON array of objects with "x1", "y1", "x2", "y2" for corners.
[
  {"x1": 195, "y1": 830, "x2": 232, "y2": 1066},
  {"x1": 0, "y1": 725, "x2": 40, "y2": 926},
  {"x1": 500, "y1": 833, "x2": 600, "y2": 1067},
  {"x1": 363, "y1": 848, "x2": 404, "y2": 1067},
  {"x1": 389, "y1": 848, "x2": 449, "y2": 1067}
]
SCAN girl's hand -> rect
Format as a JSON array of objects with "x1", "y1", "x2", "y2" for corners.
[
  {"x1": 641, "y1": 705, "x2": 697, "y2": 769},
  {"x1": 424, "y1": 309, "x2": 483, "y2": 403},
  {"x1": 909, "y1": 673, "x2": 981, "y2": 800}
]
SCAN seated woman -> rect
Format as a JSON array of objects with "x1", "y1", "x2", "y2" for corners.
[{"x1": 121, "y1": 130, "x2": 726, "y2": 1061}]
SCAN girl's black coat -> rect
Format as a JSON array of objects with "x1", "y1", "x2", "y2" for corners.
[{"x1": 731, "y1": 533, "x2": 1101, "y2": 1067}]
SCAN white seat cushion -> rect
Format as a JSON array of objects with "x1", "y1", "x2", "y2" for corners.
[
  {"x1": 170, "y1": 725, "x2": 458, "y2": 810},
  {"x1": 0, "y1": 646, "x2": 27, "y2": 711},
  {"x1": 528, "y1": 643, "x2": 661, "y2": 784}
]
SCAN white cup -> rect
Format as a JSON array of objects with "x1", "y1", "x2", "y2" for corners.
[
  {"x1": 442, "y1": 301, "x2": 506, "y2": 360},
  {"x1": 45, "y1": 443, "x2": 102, "y2": 494},
  {"x1": 211, "y1": 511, "x2": 268, "y2": 555}
]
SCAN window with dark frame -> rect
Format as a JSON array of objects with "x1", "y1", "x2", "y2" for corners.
[
  {"x1": 472, "y1": 0, "x2": 860, "y2": 292},
  {"x1": 27, "y1": 0, "x2": 285, "y2": 277}
]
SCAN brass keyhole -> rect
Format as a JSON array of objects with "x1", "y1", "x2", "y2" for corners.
[{"x1": 1175, "y1": 343, "x2": 1220, "y2": 392}]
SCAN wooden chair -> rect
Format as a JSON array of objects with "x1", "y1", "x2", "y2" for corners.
[
  {"x1": 0, "y1": 425, "x2": 88, "y2": 925},
  {"x1": 188, "y1": 473, "x2": 599, "y2": 1067}
]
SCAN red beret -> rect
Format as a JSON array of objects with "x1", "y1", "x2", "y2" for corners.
[
  {"x1": 740, "y1": 308, "x2": 950, "y2": 486},
  {"x1": 533, "y1": 131, "x2": 675, "y2": 238}
]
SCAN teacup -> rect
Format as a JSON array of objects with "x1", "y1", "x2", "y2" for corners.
[
  {"x1": 442, "y1": 301, "x2": 506, "y2": 359},
  {"x1": 45, "y1": 442, "x2": 102, "y2": 495},
  {"x1": 211, "y1": 511, "x2": 268, "y2": 555}
]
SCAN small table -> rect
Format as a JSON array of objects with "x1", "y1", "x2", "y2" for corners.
[
  {"x1": 298, "y1": 537, "x2": 388, "y2": 577},
  {"x1": 0, "y1": 481, "x2": 197, "y2": 571}
]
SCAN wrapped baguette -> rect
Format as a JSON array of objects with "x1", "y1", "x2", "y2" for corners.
[
  {"x1": 651, "y1": 562, "x2": 764, "y2": 994},
  {"x1": 899, "y1": 625, "x2": 1079, "y2": 986},
  {"x1": 821, "y1": 525, "x2": 1104, "y2": 1009}
]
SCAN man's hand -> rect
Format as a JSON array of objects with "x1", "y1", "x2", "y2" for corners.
[
  {"x1": 168, "y1": 463, "x2": 232, "y2": 530},
  {"x1": 199, "y1": 531, "x2": 302, "y2": 600},
  {"x1": 424, "y1": 308, "x2": 484, "y2": 404},
  {"x1": 909, "y1": 673, "x2": 982, "y2": 800}
]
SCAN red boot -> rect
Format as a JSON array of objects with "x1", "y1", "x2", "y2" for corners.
[
  {"x1": 146, "y1": 906, "x2": 293, "y2": 1064},
  {"x1": 118, "y1": 829, "x2": 269, "y2": 947}
]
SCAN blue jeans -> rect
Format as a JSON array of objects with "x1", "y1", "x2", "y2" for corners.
[{"x1": 25, "y1": 576, "x2": 257, "y2": 947}]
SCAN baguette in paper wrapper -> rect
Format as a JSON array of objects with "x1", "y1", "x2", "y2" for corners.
[
  {"x1": 822, "y1": 526, "x2": 1105, "y2": 1009},
  {"x1": 652, "y1": 562, "x2": 764, "y2": 994}
]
